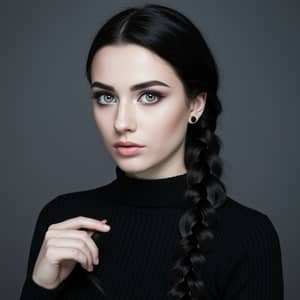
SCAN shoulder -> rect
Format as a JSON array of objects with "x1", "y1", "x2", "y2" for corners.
[
  {"x1": 212, "y1": 197, "x2": 284, "y2": 297},
  {"x1": 215, "y1": 196, "x2": 281, "y2": 257},
  {"x1": 37, "y1": 179, "x2": 116, "y2": 224}
]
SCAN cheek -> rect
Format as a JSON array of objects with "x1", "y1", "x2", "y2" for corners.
[
  {"x1": 141, "y1": 105, "x2": 187, "y2": 146},
  {"x1": 164, "y1": 112, "x2": 187, "y2": 143},
  {"x1": 93, "y1": 109, "x2": 111, "y2": 141}
]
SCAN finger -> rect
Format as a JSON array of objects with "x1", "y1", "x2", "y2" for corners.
[
  {"x1": 46, "y1": 237, "x2": 94, "y2": 270},
  {"x1": 86, "y1": 229, "x2": 94, "y2": 235},
  {"x1": 79, "y1": 231, "x2": 100, "y2": 265},
  {"x1": 46, "y1": 229, "x2": 100, "y2": 265},
  {"x1": 45, "y1": 246, "x2": 91, "y2": 271},
  {"x1": 48, "y1": 216, "x2": 111, "y2": 232}
]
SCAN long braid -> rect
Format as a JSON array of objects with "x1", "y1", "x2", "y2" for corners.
[{"x1": 167, "y1": 91, "x2": 227, "y2": 299}]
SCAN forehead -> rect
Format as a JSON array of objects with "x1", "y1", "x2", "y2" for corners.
[{"x1": 90, "y1": 44, "x2": 180, "y2": 88}]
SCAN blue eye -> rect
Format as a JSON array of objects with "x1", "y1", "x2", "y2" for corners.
[
  {"x1": 92, "y1": 90, "x2": 164, "y2": 106},
  {"x1": 140, "y1": 91, "x2": 162, "y2": 104},
  {"x1": 93, "y1": 93, "x2": 116, "y2": 105}
]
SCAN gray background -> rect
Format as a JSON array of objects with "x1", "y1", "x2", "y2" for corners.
[{"x1": 2, "y1": 0, "x2": 299, "y2": 299}]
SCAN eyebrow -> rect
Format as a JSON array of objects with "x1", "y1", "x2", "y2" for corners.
[{"x1": 90, "y1": 80, "x2": 170, "y2": 92}]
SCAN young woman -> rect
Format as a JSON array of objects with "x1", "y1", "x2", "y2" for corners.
[{"x1": 20, "y1": 3, "x2": 284, "y2": 300}]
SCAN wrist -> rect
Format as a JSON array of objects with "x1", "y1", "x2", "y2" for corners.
[{"x1": 32, "y1": 274, "x2": 59, "y2": 290}]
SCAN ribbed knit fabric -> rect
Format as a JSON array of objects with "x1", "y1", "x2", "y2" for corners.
[{"x1": 19, "y1": 165, "x2": 284, "y2": 299}]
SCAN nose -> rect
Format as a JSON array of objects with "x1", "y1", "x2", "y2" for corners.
[{"x1": 113, "y1": 100, "x2": 137, "y2": 133}]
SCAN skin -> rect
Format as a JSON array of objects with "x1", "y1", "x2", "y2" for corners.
[{"x1": 90, "y1": 43, "x2": 207, "y2": 179}]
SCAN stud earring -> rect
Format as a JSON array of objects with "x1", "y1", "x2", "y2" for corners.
[{"x1": 189, "y1": 115, "x2": 198, "y2": 124}]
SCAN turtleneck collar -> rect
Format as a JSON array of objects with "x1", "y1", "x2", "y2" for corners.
[{"x1": 112, "y1": 165, "x2": 190, "y2": 208}]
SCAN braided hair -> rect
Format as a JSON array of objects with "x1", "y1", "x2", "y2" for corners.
[{"x1": 85, "y1": 3, "x2": 228, "y2": 299}]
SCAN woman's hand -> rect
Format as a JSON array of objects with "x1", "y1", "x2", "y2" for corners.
[{"x1": 32, "y1": 216, "x2": 111, "y2": 289}]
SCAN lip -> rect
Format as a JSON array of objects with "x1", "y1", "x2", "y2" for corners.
[
  {"x1": 114, "y1": 146, "x2": 144, "y2": 156},
  {"x1": 113, "y1": 141, "x2": 144, "y2": 147}
]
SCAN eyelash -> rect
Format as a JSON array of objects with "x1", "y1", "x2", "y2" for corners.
[{"x1": 92, "y1": 90, "x2": 165, "y2": 106}]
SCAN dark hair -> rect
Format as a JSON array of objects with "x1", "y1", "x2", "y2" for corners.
[{"x1": 85, "y1": 3, "x2": 228, "y2": 299}]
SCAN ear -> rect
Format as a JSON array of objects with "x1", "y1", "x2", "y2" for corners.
[{"x1": 189, "y1": 92, "x2": 207, "y2": 118}]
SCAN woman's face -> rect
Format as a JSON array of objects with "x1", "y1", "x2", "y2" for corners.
[{"x1": 90, "y1": 43, "x2": 206, "y2": 179}]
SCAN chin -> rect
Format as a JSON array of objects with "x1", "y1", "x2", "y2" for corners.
[{"x1": 116, "y1": 160, "x2": 153, "y2": 175}]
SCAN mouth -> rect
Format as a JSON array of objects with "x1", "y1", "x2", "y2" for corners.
[
  {"x1": 114, "y1": 145, "x2": 145, "y2": 156},
  {"x1": 113, "y1": 141, "x2": 144, "y2": 147}
]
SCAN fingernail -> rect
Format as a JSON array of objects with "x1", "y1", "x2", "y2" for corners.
[{"x1": 103, "y1": 224, "x2": 111, "y2": 230}]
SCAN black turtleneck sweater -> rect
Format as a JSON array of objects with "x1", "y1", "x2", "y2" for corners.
[{"x1": 20, "y1": 166, "x2": 284, "y2": 299}]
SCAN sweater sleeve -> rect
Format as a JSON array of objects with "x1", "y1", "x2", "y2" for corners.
[
  {"x1": 19, "y1": 196, "x2": 68, "y2": 300},
  {"x1": 221, "y1": 214, "x2": 284, "y2": 300}
]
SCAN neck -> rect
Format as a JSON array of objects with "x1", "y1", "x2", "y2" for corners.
[{"x1": 112, "y1": 165, "x2": 190, "y2": 208}]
